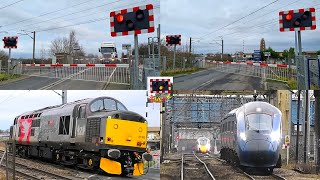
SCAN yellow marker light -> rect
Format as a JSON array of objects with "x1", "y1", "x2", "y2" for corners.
[
  {"x1": 159, "y1": 86, "x2": 164, "y2": 90},
  {"x1": 114, "y1": 124, "x2": 118, "y2": 129},
  {"x1": 127, "y1": 137, "x2": 132, "y2": 141}
]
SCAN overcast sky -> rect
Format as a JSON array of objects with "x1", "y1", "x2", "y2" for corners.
[
  {"x1": 0, "y1": 0, "x2": 160, "y2": 58},
  {"x1": 0, "y1": 90, "x2": 160, "y2": 130},
  {"x1": 161, "y1": 0, "x2": 320, "y2": 54}
]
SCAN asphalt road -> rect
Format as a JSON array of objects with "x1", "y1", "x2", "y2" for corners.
[
  {"x1": 174, "y1": 69, "x2": 264, "y2": 90},
  {"x1": 0, "y1": 76, "x2": 129, "y2": 90}
]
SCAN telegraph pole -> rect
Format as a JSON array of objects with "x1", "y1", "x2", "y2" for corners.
[
  {"x1": 62, "y1": 90, "x2": 67, "y2": 104},
  {"x1": 221, "y1": 37, "x2": 224, "y2": 61},
  {"x1": 189, "y1": 37, "x2": 192, "y2": 53},
  {"x1": 314, "y1": 90, "x2": 320, "y2": 172},
  {"x1": 32, "y1": 31, "x2": 35, "y2": 63}
]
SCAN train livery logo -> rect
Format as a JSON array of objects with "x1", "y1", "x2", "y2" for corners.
[{"x1": 18, "y1": 117, "x2": 33, "y2": 144}]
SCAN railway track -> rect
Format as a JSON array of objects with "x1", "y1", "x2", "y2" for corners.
[
  {"x1": 204, "y1": 153, "x2": 286, "y2": 180},
  {"x1": 0, "y1": 149, "x2": 73, "y2": 180},
  {"x1": 181, "y1": 152, "x2": 215, "y2": 180},
  {"x1": 241, "y1": 170, "x2": 287, "y2": 180}
]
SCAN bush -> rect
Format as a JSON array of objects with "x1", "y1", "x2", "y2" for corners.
[
  {"x1": 287, "y1": 78, "x2": 298, "y2": 90},
  {"x1": 0, "y1": 73, "x2": 20, "y2": 81}
]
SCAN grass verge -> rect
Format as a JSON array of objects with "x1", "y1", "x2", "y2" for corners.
[{"x1": 0, "y1": 73, "x2": 20, "y2": 82}]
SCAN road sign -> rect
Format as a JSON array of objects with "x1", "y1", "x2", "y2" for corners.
[
  {"x1": 110, "y1": 4, "x2": 155, "y2": 37},
  {"x1": 122, "y1": 44, "x2": 131, "y2": 50},
  {"x1": 279, "y1": 8, "x2": 316, "y2": 32},
  {"x1": 285, "y1": 135, "x2": 290, "y2": 145},
  {"x1": 166, "y1": 35, "x2": 181, "y2": 46},
  {"x1": 3, "y1": 36, "x2": 18, "y2": 49},
  {"x1": 264, "y1": 52, "x2": 271, "y2": 57}
]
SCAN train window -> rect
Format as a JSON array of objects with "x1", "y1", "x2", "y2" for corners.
[
  {"x1": 117, "y1": 102, "x2": 127, "y2": 111},
  {"x1": 246, "y1": 114, "x2": 272, "y2": 131},
  {"x1": 21, "y1": 116, "x2": 25, "y2": 119},
  {"x1": 78, "y1": 106, "x2": 86, "y2": 119},
  {"x1": 90, "y1": 100, "x2": 104, "y2": 112},
  {"x1": 14, "y1": 117, "x2": 17, "y2": 125},
  {"x1": 32, "y1": 119, "x2": 40, "y2": 127},
  {"x1": 58, "y1": 116, "x2": 71, "y2": 135},
  {"x1": 104, "y1": 99, "x2": 117, "y2": 110}
]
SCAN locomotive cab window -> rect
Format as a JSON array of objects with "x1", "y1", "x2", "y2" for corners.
[
  {"x1": 117, "y1": 102, "x2": 127, "y2": 111},
  {"x1": 90, "y1": 100, "x2": 104, "y2": 112},
  {"x1": 104, "y1": 98, "x2": 117, "y2": 110},
  {"x1": 246, "y1": 113, "x2": 273, "y2": 131}
]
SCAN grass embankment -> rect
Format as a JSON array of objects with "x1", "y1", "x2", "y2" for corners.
[
  {"x1": 0, "y1": 73, "x2": 20, "y2": 81},
  {"x1": 161, "y1": 68, "x2": 203, "y2": 76}
]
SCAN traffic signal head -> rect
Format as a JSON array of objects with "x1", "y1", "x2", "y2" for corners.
[
  {"x1": 110, "y1": 4, "x2": 155, "y2": 37},
  {"x1": 166, "y1": 35, "x2": 181, "y2": 46},
  {"x1": 152, "y1": 81, "x2": 169, "y2": 91},
  {"x1": 279, "y1": 8, "x2": 316, "y2": 32},
  {"x1": 3, "y1": 36, "x2": 18, "y2": 49},
  {"x1": 149, "y1": 78, "x2": 172, "y2": 94}
]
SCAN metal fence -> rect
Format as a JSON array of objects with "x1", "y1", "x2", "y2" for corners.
[
  {"x1": 15, "y1": 64, "x2": 130, "y2": 85},
  {"x1": 200, "y1": 60, "x2": 296, "y2": 82}
]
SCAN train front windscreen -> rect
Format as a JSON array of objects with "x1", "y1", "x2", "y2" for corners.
[{"x1": 246, "y1": 113, "x2": 273, "y2": 131}]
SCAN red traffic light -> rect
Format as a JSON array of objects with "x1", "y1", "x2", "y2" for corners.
[
  {"x1": 285, "y1": 14, "x2": 292, "y2": 21},
  {"x1": 116, "y1": 14, "x2": 124, "y2": 23}
]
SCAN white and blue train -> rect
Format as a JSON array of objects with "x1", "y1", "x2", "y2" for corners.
[{"x1": 220, "y1": 101, "x2": 282, "y2": 173}]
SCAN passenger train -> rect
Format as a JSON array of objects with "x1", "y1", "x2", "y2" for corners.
[
  {"x1": 10, "y1": 96, "x2": 152, "y2": 176},
  {"x1": 196, "y1": 137, "x2": 211, "y2": 153},
  {"x1": 220, "y1": 101, "x2": 282, "y2": 173}
]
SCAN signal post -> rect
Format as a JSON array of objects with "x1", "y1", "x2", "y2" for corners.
[
  {"x1": 166, "y1": 35, "x2": 181, "y2": 70},
  {"x1": 2, "y1": 36, "x2": 18, "y2": 75}
]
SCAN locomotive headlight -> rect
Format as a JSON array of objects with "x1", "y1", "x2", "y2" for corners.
[
  {"x1": 240, "y1": 132, "x2": 246, "y2": 141},
  {"x1": 270, "y1": 131, "x2": 280, "y2": 142}
]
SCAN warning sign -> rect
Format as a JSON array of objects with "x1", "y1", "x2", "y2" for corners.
[{"x1": 285, "y1": 135, "x2": 290, "y2": 145}]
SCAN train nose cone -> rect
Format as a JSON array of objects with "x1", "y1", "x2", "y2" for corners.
[{"x1": 240, "y1": 140, "x2": 278, "y2": 167}]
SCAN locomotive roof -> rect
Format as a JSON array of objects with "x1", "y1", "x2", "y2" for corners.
[{"x1": 18, "y1": 96, "x2": 125, "y2": 116}]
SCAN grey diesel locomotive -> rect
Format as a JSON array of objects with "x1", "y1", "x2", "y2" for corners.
[{"x1": 10, "y1": 96, "x2": 152, "y2": 176}]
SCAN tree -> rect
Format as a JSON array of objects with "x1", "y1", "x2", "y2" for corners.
[
  {"x1": 282, "y1": 50, "x2": 289, "y2": 59},
  {"x1": 0, "y1": 50, "x2": 9, "y2": 70},
  {"x1": 40, "y1": 47, "x2": 47, "y2": 64},
  {"x1": 50, "y1": 30, "x2": 85, "y2": 57},
  {"x1": 317, "y1": 50, "x2": 320, "y2": 55},
  {"x1": 265, "y1": 47, "x2": 279, "y2": 59},
  {"x1": 288, "y1": 47, "x2": 295, "y2": 58}
]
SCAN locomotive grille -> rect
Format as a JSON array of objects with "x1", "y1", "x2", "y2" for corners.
[{"x1": 85, "y1": 118, "x2": 101, "y2": 143}]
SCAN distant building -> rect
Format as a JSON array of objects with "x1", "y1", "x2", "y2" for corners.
[
  {"x1": 260, "y1": 38, "x2": 266, "y2": 51},
  {"x1": 147, "y1": 127, "x2": 160, "y2": 140}
]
